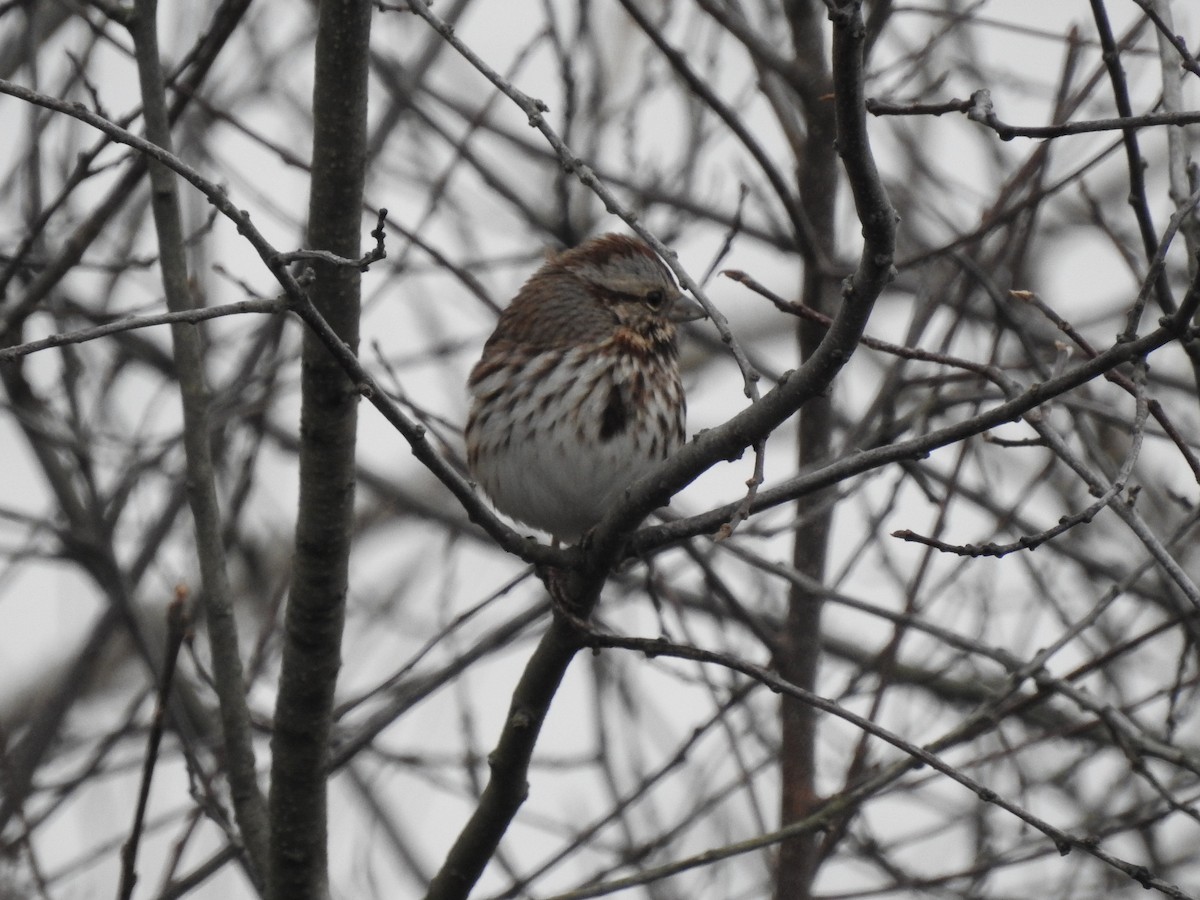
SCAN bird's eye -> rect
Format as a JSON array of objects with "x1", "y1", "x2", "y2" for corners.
[{"x1": 645, "y1": 289, "x2": 666, "y2": 310}]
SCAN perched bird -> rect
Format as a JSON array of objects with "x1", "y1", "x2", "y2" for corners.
[{"x1": 466, "y1": 233, "x2": 702, "y2": 542}]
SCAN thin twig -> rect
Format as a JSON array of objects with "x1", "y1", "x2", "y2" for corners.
[
  {"x1": 277, "y1": 207, "x2": 389, "y2": 270},
  {"x1": 870, "y1": 91, "x2": 1200, "y2": 138},
  {"x1": 1128, "y1": 0, "x2": 1200, "y2": 78},
  {"x1": 0, "y1": 298, "x2": 286, "y2": 362},
  {"x1": 116, "y1": 589, "x2": 190, "y2": 900}
]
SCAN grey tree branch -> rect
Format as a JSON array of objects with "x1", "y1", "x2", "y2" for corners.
[
  {"x1": 776, "y1": 0, "x2": 841, "y2": 892},
  {"x1": 117, "y1": 594, "x2": 189, "y2": 900},
  {"x1": 130, "y1": 0, "x2": 269, "y2": 882},
  {"x1": 0, "y1": 298, "x2": 286, "y2": 362},
  {"x1": 265, "y1": 0, "x2": 373, "y2": 897}
]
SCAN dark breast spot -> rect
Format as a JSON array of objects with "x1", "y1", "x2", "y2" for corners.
[{"x1": 599, "y1": 385, "x2": 628, "y2": 441}]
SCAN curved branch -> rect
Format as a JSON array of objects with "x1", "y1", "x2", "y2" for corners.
[
  {"x1": 424, "y1": 2, "x2": 895, "y2": 897},
  {"x1": 591, "y1": 0, "x2": 895, "y2": 561}
]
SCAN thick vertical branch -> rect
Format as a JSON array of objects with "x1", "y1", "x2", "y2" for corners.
[
  {"x1": 775, "y1": 1, "x2": 896, "y2": 896},
  {"x1": 266, "y1": 0, "x2": 372, "y2": 897},
  {"x1": 129, "y1": 0, "x2": 270, "y2": 883},
  {"x1": 776, "y1": 1, "x2": 839, "y2": 898}
]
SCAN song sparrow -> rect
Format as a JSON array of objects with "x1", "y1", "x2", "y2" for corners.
[{"x1": 466, "y1": 233, "x2": 702, "y2": 543}]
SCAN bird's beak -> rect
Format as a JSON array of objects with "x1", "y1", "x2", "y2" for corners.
[{"x1": 669, "y1": 295, "x2": 708, "y2": 323}]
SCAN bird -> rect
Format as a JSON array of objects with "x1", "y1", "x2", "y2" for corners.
[{"x1": 466, "y1": 233, "x2": 702, "y2": 543}]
